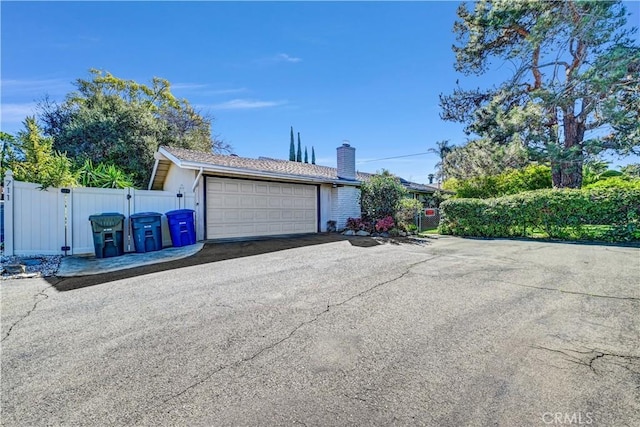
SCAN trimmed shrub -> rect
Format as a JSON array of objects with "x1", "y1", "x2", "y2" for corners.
[
  {"x1": 360, "y1": 171, "x2": 408, "y2": 221},
  {"x1": 439, "y1": 188, "x2": 640, "y2": 242},
  {"x1": 396, "y1": 198, "x2": 424, "y2": 230},
  {"x1": 445, "y1": 164, "x2": 552, "y2": 199},
  {"x1": 584, "y1": 176, "x2": 640, "y2": 190}
]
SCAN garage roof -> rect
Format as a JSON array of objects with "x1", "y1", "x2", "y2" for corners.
[{"x1": 150, "y1": 146, "x2": 441, "y2": 194}]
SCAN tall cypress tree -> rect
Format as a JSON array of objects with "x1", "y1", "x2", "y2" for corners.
[
  {"x1": 311, "y1": 147, "x2": 316, "y2": 165},
  {"x1": 296, "y1": 132, "x2": 302, "y2": 162},
  {"x1": 289, "y1": 126, "x2": 295, "y2": 161},
  {"x1": 304, "y1": 146, "x2": 308, "y2": 163}
]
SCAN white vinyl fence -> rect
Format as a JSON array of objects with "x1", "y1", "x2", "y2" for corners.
[{"x1": 3, "y1": 171, "x2": 196, "y2": 256}]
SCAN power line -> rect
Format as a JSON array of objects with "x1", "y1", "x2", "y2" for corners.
[{"x1": 356, "y1": 151, "x2": 432, "y2": 164}]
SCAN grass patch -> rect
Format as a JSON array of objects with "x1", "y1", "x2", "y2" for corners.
[{"x1": 418, "y1": 228, "x2": 439, "y2": 237}]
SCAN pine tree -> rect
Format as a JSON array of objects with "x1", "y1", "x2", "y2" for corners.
[
  {"x1": 440, "y1": 0, "x2": 640, "y2": 188},
  {"x1": 289, "y1": 126, "x2": 295, "y2": 161},
  {"x1": 304, "y1": 146, "x2": 308, "y2": 163},
  {"x1": 296, "y1": 132, "x2": 302, "y2": 162},
  {"x1": 311, "y1": 147, "x2": 316, "y2": 165}
]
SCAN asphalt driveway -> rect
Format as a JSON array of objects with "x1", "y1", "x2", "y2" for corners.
[{"x1": 2, "y1": 236, "x2": 639, "y2": 426}]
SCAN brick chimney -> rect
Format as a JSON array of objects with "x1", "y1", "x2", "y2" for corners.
[{"x1": 336, "y1": 141, "x2": 356, "y2": 180}]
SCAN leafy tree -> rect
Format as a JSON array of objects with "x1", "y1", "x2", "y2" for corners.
[
  {"x1": 360, "y1": 170, "x2": 408, "y2": 221},
  {"x1": 1, "y1": 131, "x2": 17, "y2": 180},
  {"x1": 311, "y1": 146, "x2": 316, "y2": 164},
  {"x1": 296, "y1": 132, "x2": 302, "y2": 162},
  {"x1": 620, "y1": 163, "x2": 640, "y2": 178},
  {"x1": 421, "y1": 190, "x2": 448, "y2": 208},
  {"x1": 443, "y1": 138, "x2": 529, "y2": 180},
  {"x1": 289, "y1": 126, "x2": 295, "y2": 161},
  {"x1": 440, "y1": 0, "x2": 640, "y2": 189},
  {"x1": 304, "y1": 146, "x2": 308, "y2": 163},
  {"x1": 446, "y1": 164, "x2": 552, "y2": 199},
  {"x1": 38, "y1": 69, "x2": 230, "y2": 187},
  {"x1": 582, "y1": 159, "x2": 611, "y2": 185},
  {"x1": 7, "y1": 117, "x2": 76, "y2": 189}
]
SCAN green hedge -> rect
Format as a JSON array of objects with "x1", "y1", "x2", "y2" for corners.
[{"x1": 438, "y1": 188, "x2": 640, "y2": 242}]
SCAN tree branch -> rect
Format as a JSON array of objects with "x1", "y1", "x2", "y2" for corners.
[{"x1": 532, "y1": 46, "x2": 543, "y2": 90}]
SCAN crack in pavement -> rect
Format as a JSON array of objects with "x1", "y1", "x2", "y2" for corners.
[
  {"x1": 506, "y1": 283, "x2": 639, "y2": 301},
  {"x1": 2, "y1": 285, "x2": 53, "y2": 342},
  {"x1": 129, "y1": 256, "x2": 435, "y2": 423},
  {"x1": 532, "y1": 345, "x2": 640, "y2": 375}
]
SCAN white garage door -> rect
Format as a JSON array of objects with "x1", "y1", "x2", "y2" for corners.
[{"x1": 206, "y1": 177, "x2": 318, "y2": 239}]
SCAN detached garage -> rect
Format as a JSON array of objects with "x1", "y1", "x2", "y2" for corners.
[
  {"x1": 149, "y1": 144, "x2": 363, "y2": 241},
  {"x1": 205, "y1": 177, "x2": 318, "y2": 239}
]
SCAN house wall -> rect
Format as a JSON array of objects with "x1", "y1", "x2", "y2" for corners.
[
  {"x1": 163, "y1": 166, "x2": 196, "y2": 194},
  {"x1": 319, "y1": 184, "x2": 333, "y2": 232},
  {"x1": 161, "y1": 164, "x2": 205, "y2": 241},
  {"x1": 331, "y1": 185, "x2": 361, "y2": 230}
]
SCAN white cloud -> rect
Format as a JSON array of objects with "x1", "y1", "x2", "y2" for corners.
[
  {"x1": 1, "y1": 103, "x2": 38, "y2": 124},
  {"x1": 275, "y1": 53, "x2": 302, "y2": 63},
  {"x1": 171, "y1": 83, "x2": 210, "y2": 91},
  {"x1": 1, "y1": 78, "x2": 71, "y2": 96},
  {"x1": 253, "y1": 53, "x2": 302, "y2": 66},
  {"x1": 208, "y1": 99, "x2": 286, "y2": 110},
  {"x1": 172, "y1": 84, "x2": 249, "y2": 97},
  {"x1": 204, "y1": 88, "x2": 249, "y2": 96}
]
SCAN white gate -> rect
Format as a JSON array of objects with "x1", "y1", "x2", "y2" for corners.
[{"x1": 3, "y1": 171, "x2": 196, "y2": 256}]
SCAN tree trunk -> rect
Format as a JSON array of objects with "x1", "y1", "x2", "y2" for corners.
[
  {"x1": 558, "y1": 107, "x2": 585, "y2": 189},
  {"x1": 559, "y1": 158, "x2": 583, "y2": 188},
  {"x1": 551, "y1": 160, "x2": 563, "y2": 188}
]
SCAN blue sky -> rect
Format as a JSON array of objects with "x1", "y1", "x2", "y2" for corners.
[{"x1": 2, "y1": 1, "x2": 639, "y2": 184}]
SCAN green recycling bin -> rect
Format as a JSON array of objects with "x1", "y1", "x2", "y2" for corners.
[
  {"x1": 130, "y1": 212, "x2": 163, "y2": 253},
  {"x1": 88, "y1": 213, "x2": 125, "y2": 258}
]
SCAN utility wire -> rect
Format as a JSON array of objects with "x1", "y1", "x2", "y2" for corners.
[{"x1": 356, "y1": 151, "x2": 432, "y2": 164}]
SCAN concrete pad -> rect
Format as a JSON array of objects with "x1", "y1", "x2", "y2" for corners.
[{"x1": 57, "y1": 243, "x2": 204, "y2": 277}]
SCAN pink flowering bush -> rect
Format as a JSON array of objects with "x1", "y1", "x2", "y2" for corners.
[
  {"x1": 375, "y1": 216, "x2": 395, "y2": 232},
  {"x1": 346, "y1": 217, "x2": 373, "y2": 232}
]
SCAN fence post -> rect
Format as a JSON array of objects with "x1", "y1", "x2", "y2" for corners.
[
  {"x1": 61, "y1": 188, "x2": 72, "y2": 256},
  {"x1": 3, "y1": 170, "x2": 14, "y2": 256},
  {"x1": 125, "y1": 188, "x2": 133, "y2": 252}
]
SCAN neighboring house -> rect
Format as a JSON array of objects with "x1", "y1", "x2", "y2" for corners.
[{"x1": 149, "y1": 143, "x2": 440, "y2": 241}]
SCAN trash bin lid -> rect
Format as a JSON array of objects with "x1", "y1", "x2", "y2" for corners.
[
  {"x1": 130, "y1": 212, "x2": 162, "y2": 219},
  {"x1": 89, "y1": 212, "x2": 125, "y2": 227},
  {"x1": 89, "y1": 212, "x2": 125, "y2": 221},
  {"x1": 166, "y1": 209, "x2": 195, "y2": 217}
]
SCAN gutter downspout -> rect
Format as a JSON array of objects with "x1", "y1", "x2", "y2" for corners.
[
  {"x1": 148, "y1": 158, "x2": 160, "y2": 190},
  {"x1": 192, "y1": 167, "x2": 204, "y2": 192}
]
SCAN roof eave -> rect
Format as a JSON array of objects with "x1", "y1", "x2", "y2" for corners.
[
  {"x1": 157, "y1": 146, "x2": 362, "y2": 187},
  {"x1": 177, "y1": 160, "x2": 361, "y2": 186}
]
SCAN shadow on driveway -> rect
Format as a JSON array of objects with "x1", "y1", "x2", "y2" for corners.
[{"x1": 46, "y1": 234, "x2": 399, "y2": 292}]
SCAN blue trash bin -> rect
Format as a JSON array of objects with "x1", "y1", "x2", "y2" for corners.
[
  {"x1": 130, "y1": 212, "x2": 163, "y2": 253},
  {"x1": 165, "y1": 209, "x2": 196, "y2": 247}
]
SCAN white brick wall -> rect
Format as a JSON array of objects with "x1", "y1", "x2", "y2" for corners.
[{"x1": 331, "y1": 185, "x2": 361, "y2": 230}]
